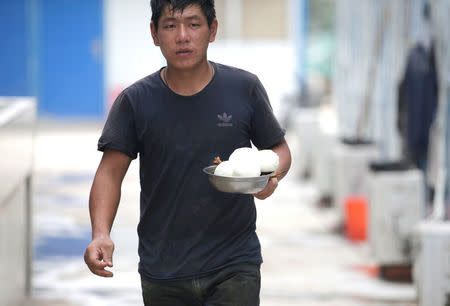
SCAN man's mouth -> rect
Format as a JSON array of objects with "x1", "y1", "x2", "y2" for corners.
[{"x1": 176, "y1": 49, "x2": 193, "y2": 56}]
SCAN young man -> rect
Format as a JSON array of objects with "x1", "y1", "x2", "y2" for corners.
[{"x1": 84, "y1": 0, "x2": 291, "y2": 305}]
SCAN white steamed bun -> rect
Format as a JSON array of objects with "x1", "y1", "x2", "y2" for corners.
[
  {"x1": 232, "y1": 160, "x2": 261, "y2": 177},
  {"x1": 257, "y1": 150, "x2": 279, "y2": 172},
  {"x1": 229, "y1": 147, "x2": 257, "y2": 162},
  {"x1": 214, "y1": 160, "x2": 235, "y2": 176},
  {"x1": 213, "y1": 147, "x2": 277, "y2": 178}
]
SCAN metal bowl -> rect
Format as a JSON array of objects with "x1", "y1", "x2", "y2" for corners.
[{"x1": 203, "y1": 165, "x2": 273, "y2": 194}]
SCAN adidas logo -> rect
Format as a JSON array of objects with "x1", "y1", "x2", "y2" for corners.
[{"x1": 217, "y1": 112, "x2": 233, "y2": 127}]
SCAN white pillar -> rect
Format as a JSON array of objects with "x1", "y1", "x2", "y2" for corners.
[{"x1": 224, "y1": 0, "x2": 242, "y2": 39}]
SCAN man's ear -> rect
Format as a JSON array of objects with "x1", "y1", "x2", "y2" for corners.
[
  {"x1": 150, "y1": 22, "x2": 160, "y2": 46},
  {"x1": 209, "y1": 18, "x2": 218, "y2": 43}
]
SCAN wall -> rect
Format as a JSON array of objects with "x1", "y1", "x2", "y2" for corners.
[
  {"x1": 0, "y1": 0, "x2": 34, "y2": 96},
  {"x1": 104, "y1": 0, "x2": 165, "y2": 110},
  {"x1": 0, "y1": 98, "x2": 36, "y2": 306},
  {"x1": 0, "y1": 183, "x2": 29, "y2": 306}
]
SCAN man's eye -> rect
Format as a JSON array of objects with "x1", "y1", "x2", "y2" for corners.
[
  {"x1": 164, "y1": 24, "x2": 175, "y2": 29},
  {"x1": 190, "y1": 23, "x2": 200, "y2": 28}
]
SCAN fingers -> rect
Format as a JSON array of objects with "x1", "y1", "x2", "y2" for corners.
[
  {"x1": 86, "y1": 258, "x2": 114, "y2": 277},
  {"x1": 86, "y1": 259, "x2": 113, "y2": 277},
  {"x1": 92, "y1": 266, "x2": 114, "y2": 278},
  {"x1": 84, "y1": 251, "x2": 114, "y2": 277},
  {"x1": 254, "y1": 177, "x2": 278, "y2": 200},
  {"x1": 103, "y1": 253, "x2": 113, "y2": 267},
  {"x1": 84, "y1": 239, "x2": 115, "y2": 277}
]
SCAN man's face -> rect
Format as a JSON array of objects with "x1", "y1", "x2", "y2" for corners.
[{"x1": 151, "y1": 4, "x2": 217, "y2": 70}]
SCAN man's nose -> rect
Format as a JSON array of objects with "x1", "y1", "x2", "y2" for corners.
[{"x1": 176, "y1": 24, "x2": 190, "y2": 43}]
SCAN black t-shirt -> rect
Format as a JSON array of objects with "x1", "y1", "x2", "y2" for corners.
[{"x1": 98, "y1": 62, "x2": 285, "y2": 280}]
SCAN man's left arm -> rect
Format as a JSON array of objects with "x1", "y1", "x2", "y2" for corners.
[{"x1": 253, "y1": 137, "x2": 291, "y2": 200}]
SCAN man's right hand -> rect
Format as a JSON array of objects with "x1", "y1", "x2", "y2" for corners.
[{"x1": 84, "y1": 236, "x2": 115, "y2": 277}]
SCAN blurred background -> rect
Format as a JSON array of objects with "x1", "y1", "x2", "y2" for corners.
[{"x1": 1, "y1": 0, "x2": 450, "y2": 305}]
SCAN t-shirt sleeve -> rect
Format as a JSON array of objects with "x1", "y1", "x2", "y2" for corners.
[
  {"x1": 250, "y1": 77, "x2": 286, "y2": 149},
  {"x1": 97, "y1": 91, "x2": 139, "y2": 159}
]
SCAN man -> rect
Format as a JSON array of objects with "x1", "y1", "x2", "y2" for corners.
[{"x1": 84, "y1": 0, "x2": 291, "y2": 305}]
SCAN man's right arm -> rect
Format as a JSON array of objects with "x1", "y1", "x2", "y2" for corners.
[{"x1": 84, "y1": 149, "x2": 131, "y2": 277}]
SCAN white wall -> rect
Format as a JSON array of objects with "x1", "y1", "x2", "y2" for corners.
[
  {"x1": 104, "y1": 0, "x2": 165, "y2": 109},
  {"x1": 208, "y1": 40, "x2": 296, "y2": 117}
]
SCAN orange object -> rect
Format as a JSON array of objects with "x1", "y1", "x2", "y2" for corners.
[
  {"x1": 353, "y1": 265, "x2": 379, "y2": 278},
  {"x1": 345, "y1": 196, "x2": 367, "y2": 241}
]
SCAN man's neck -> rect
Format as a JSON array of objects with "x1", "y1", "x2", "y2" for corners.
[{"x1": 163, "y1": 61, "x2": 213, "y2": 96}]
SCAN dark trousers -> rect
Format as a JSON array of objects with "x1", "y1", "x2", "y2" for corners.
[{"x1": 141, "y1": 263, "x2": 261, "y2": 306}]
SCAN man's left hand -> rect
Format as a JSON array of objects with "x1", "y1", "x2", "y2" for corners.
[{"x1": 253, "y1": 177, "x2": 278, "y2": 200}]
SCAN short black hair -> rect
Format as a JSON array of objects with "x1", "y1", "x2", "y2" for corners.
[{"x1": 151, "y1": 0, "x2": 216, "y2": 31}]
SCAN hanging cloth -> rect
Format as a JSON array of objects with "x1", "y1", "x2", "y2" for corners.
[{"x1": 397, "y1": 44, "x2": 439, "y2": 169}]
